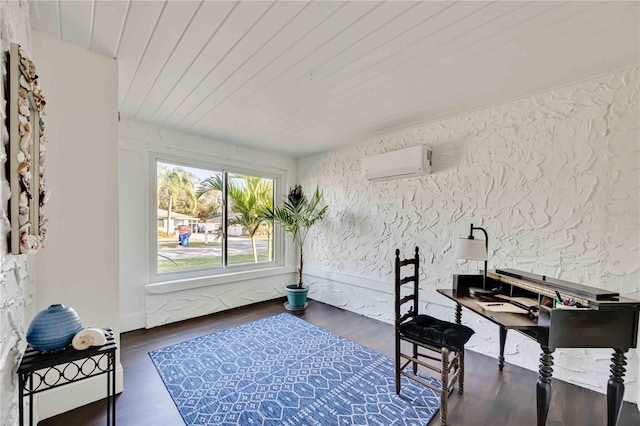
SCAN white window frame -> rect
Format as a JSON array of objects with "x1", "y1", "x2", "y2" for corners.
[{"x1": 149, "y1": 152, "x2": 284, "y2": 282}]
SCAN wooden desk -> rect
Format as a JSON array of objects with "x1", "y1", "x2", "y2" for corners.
[
  {"x1": 438, "y1": 289, "x2": 538, "y2": 371},
  {"x1": 438, "y1": 286, "x2": 638, "y2": 426}
]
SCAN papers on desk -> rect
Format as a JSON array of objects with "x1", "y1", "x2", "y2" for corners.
[
  {"x1": 476, "y1": 302, "x2": 529, "y2": 314},
  {"x1": 495, "y1": 295, "x2": 539, "y2": 308}
]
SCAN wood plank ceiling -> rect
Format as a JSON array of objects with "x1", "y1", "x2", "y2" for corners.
[{"x1": 30, "y1": 1, "x2": 640, "y2": 158}]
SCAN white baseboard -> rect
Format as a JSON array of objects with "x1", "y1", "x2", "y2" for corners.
[
  {"x1": 304, "y1": 267, "x2": 391, "y2": 295},
  {"x1": 303, "y1": 267, "x2": 453, "y2": 324},
  {"x1": 120, "y1": 311, "x2": 145, "y2": 332},
  {"x1": 36, "y1": 364, "x2": 123, "y2": 421}
]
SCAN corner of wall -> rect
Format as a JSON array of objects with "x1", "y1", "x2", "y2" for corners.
[{"x1": 30, "y1": 29, "x2": 121, "y2": 420}]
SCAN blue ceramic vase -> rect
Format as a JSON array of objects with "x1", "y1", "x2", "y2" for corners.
[{"x1": 26, "y1": 304, "x2": 83, "y2": 352}]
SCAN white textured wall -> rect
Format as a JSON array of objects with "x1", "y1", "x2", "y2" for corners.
[
  {"x1": 299, "y1": 67, "x2": 640, "y2": 402},
  {"x1": 32, "y1": 30, "x2": 121, "y2": 419},
  {"x1": 119, "y1": 119, "x2": 297, "y2": 330},
  {"x1": 145, "y1": 273, "x2": 295, "y2": 327},
  {"x1": 0, "y1": 1, "x2": 33, "y2": 425}
]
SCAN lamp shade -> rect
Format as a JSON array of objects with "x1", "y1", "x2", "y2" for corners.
[{"x1": 455, "y1": 238, "x2": 488, "y2": 261}]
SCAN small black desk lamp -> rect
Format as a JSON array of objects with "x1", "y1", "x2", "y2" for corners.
[{"x1": 455, "y1": 223, "x2": 493, "y2": 296}]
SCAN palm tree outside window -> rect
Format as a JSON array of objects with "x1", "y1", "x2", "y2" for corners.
[{"x1": 155, "y1": 161, "x2": 276, "y2": 275}]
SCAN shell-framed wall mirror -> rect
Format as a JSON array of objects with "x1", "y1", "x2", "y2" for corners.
[{"x1": 7, "y1": 42, "x2": 48, "y2": 254}]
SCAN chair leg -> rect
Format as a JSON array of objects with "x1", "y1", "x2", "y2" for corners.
[
  {"x1": 459, "y1": 348, "x2": 465, "y2": 395},
  {"x1": 395, "y1": 333, "x2": 401, "y2": 395},
  {"x1": 412, "y1": 343, "x2": 418, "y2": 374},
  {"x1": 441, "y1": 347, "x2": 450, "y2": 426}
]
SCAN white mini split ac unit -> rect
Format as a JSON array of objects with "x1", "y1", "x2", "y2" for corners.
[{"x1": 362, "y1": 144, "x2": 432, "y2": 181}]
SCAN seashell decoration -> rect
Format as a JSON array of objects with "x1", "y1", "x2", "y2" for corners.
[
  {"x1": 72, "y1": 328, "x2": 108, "y2": 350},
  {"x1": 72, "y1": 332, "x2": 93, "y2": 350},
  {"x1": 8, "y1": 43, "x2": 48, "y2": 254}
]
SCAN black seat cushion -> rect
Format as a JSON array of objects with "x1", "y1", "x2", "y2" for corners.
[{"x1": 399, "y1": 314, "x2": 475, "y2": 352}]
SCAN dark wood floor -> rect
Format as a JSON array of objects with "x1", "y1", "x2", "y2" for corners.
[{"x1": 41, "y1": 298, "x2": 640, "y2": 425}]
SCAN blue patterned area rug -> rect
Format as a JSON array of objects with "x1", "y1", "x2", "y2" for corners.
[{"x1": 149, "y1": 313, "x2": 441, "y2": 425}]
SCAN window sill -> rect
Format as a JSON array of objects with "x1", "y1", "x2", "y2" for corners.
[{"x1": 145, "y1": 266, "x2": 296, "y2": 295}]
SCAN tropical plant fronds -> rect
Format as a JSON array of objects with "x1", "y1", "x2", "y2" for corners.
[{"x1": 263, "y1": 185, "x2": 328, "y2": 287}]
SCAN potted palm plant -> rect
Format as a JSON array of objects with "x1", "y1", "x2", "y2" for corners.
[{"x1": 264, "y1": 185, "x2": 328, "y2": 310}]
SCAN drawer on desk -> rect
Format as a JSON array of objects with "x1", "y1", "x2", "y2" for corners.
[{"x1": 538, "y1": 306, "x2": 638, "y2": 350}]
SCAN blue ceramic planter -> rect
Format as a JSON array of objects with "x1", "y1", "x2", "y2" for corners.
[
  {"x1": 286, "y1": 284, "x2": 309, "y2": 309},
  {"x1": 26, "y1": 304, "x2": 83, "y2": 352}
]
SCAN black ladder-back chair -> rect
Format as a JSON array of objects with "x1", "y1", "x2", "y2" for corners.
[{"x1": 395, "y1": 247, "x2": 475, "y2": 425}]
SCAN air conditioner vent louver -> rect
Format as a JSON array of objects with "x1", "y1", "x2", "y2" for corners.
[{"x1": 362, "y1": 145, "x2": 432, "y2": 181}]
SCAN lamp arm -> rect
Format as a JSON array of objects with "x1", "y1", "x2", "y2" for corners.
[
  {"x1": 472, "y1": 226, "x2": 488, "y2": 253},
  {"x1": 471, "y1": 225, "x2": 489, "y2": 289}
]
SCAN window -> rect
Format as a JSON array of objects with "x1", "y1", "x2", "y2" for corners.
[{"x1": 155, "y1": 160, "x2": 276, "y2": 276}]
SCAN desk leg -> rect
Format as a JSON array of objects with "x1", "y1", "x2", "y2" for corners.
[
  {"x1": 455, "y1": 304, "x2": 462, "y2": 325},
  {"x1": 536, "y1": 346, "x2": 554, "y2": 426},
  {"x1": 498, "y1": 326, "x2": 507, "y2": 371},
  {"x1": 607, "y1": 348, "x2": 627, "y2": 426}
]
